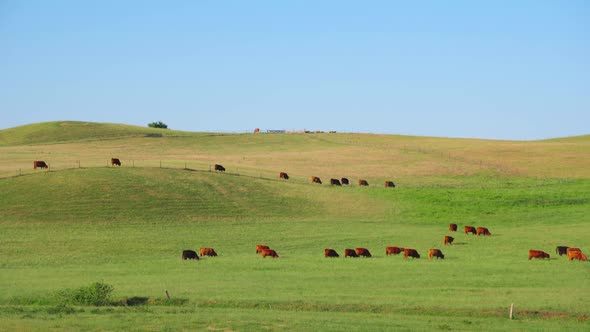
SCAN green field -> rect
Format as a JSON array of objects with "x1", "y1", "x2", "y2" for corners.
[{"x1": 0, "y1": 122, "x2": 589, "y2": 331}]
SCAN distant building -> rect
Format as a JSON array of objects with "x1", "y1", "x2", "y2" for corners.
[{"x1": 267, "y1": 130, "x2": 286, "y2": 133}]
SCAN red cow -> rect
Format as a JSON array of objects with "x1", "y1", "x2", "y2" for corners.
[
  {"x1": 567, "y1": 247, "x2": 581, "y2": 254},
  {"x1": 355, "y1": 248, "x2": 372, "y2": 257},
  {"x1": 528, "y1": 250, "x2": 550, "y2": 260},
  {"x1": 341, "y1": 178, "x2": 350, "y2": 185},
  {"x1": 330, "y1": 178, "x2": 342, "y2": 186},
  {"x1": 385, "y1": 181, "x2": 395, "y2": 188},
  {"x1": 568, "y1": 250, "x2": 588, "y2": 261},
  {"x1": 449, "y1": 223, "x2": 458, "y2": 232},
  {"x1": 386, "y1": 246, "x2": 404, "y2": 255},
  {"x1": 476, "y1": 227, "x2": 491, "y2": 236},
  {"x1": 444, "y1": 236, "x2": 454, "y2": 245},
  {"x1": 464, "y1": 226, "x2": 476, "y2": 235},
  {"x1": 33, "y1": 161, "x2": 48, "y2": 169},
  {"x1": 261, "y1": 249, "x2": 279, "y2": 258},
  {"x1": 324, "y1": 249, "x2": 339, "y2": 258},
  {"x1": 279, "y1": 172, "x2": 289, "y2": 180},
  {"x1": 428, "y1": 249, "x2": 445, "y2": 259},
  {"x1": 111, "y1": 158, "x2": 121, "y2": 166},
  {"x1": 311, "y1": 176, "x2": 322, "y2": 184},
  {"x1": 358, "y1": 179, "x2": 369, "y2": 186},
  {"x1": 199, "y1": 247, "x2": 217, "y2": 257},
  {"x1": 404, "y1": 249, "x2": 420, "y2": 259},
  {"x1": 344, "y1": 249, "x2": 358, "y2": 258},
  {"x1": 256, "y1": 244, "x2": 270, "y2": 254}
]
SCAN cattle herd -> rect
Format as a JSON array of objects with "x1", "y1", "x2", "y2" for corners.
[
  {"x1": 31, "y1": 160, "x2": 587, "y2": 263},
  {"x1": 182, "y1": 223, "x2": 588, "y2": 262}
]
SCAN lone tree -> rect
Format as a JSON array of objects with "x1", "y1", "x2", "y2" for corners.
[{"x1": 148, "y1": 121, "x2": 168, "y2": 129}]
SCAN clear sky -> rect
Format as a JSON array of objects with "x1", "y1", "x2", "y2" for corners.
[{"x1": 1, "y1": 1, "x2": 588, "y2": 140}]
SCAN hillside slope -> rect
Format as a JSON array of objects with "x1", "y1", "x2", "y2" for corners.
[
  {"x1": 0, "y1": 121, "x2": 199, "y2": 146},
  {"x1": 0, "y1": 121, "x2": 589, "y2": 179}
]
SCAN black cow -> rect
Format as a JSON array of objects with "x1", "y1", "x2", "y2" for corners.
[
  {"x1": 214, "y1": 164, "x2": 225, "y2": 172},
  {"x1": 330, "y1": 178, "x2": 342, "y2": 186},
  {"x1": 341, "y1": 178, "x2": 350, "y2": 185},
  {"x1": 182, "y1": 250, "x2": 199, "y2": 260}
]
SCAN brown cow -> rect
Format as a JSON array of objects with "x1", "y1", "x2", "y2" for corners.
[
  {"x1": 330, "y1": 178, "x2": 342, "y2": 186},
  {"x1": 556, "y1": 246, "x2": 569, "y2": 256},
  {"x1": 384, "y1": 181, "x2": 395, "y2": 188},
  {"x1": 464, "y1": 226, "x2": 476, "y2": 235},
  {"x1": 182, "y1": 250, "x2": 199, "y2": 260},
  {"x1": 355, "y1": 248, "x2": 372, "y2": 257},
  {"x1": 476, "y1": 227, "x2": 491, "y2": 236},
  {"x1": 341, "y1": 178, "x2": 350, "y2": 185},
  {"x1": 528, "y1": 250, "x2": 550, "y2": 260},
  {"x1": 428, "y1": 249, "x2": 445, "y2": 259},
  {"x1": 344, "y1": 248, "x2": 358, "y2": 258},
  {"x1": 261, "y1": 249, "x2": 279, "y2": 258},
  {"x1": 449, "y1": 223, "x2": 458, "y2": 232},
  {"x1": 214, "y1": 164, "x2": 225, "y2": 172},
  {"x1": 404, "y1": 248, "x2": 420, "y2": 259},
  {"x1": 111, "y1": 158, "x2": 121, "y2": 166},
  {"x1": 279, "y1": 172, "x2": 289, "y2": 180},
  {"x1": 358, "y1": 179, "x2": 369, "y2": 186},
  {"x1": 256, "y1": 244, "x2": 270, "y2": 254},
  {"x1": 324, "y1": 249, "x2": 339, "y2": 258},
  {"x1": 33, "y1": 161, "x2": 48, "y2": 169},
  {"x1": 386, "y1": 246, "x2": 404, "y2": 255},
  {"x1": 444, "y1": 236, "x2": 454, "y2": 245},
  {"x1": 199, "y1": 247, "x2": 217, "y2": 257},
  {"x1": 568, "y1": 250, "x2": 588, "y2": 261},
  {"x1": 567, "y1": 247, "x2": 581, "y2": 254},
  {"x1": 311, "y1": 176, "x2": 322, "y2": 184}
]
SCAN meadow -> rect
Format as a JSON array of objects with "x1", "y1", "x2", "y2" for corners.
[{"x1": 0, "y1": 122, "x2": 589, "y2": 331}]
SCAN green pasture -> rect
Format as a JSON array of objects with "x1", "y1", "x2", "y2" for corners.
[{"x1": 0, "y1": 122, "x2": 589, "y2": 331}]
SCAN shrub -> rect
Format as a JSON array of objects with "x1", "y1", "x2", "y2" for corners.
[
  {"x1": 57, "y1": 282, "x2": 114, "y2": 306},
  {"x1": 148, "y1": 121, "x2": 168, "y2": 129}
]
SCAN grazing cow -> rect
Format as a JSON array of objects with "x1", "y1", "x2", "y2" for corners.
[
  {"x1": 385, "y1": 181, "x2": 395, "y2": 188},
  {"x1": 567, "y1": 247, "x2": 581, "y2": 254},
  {"x1": 199, "y1": 247, "x2": 218, "y2": 257},
  {"x1": 256, "y1": 244, "x2": 270, "y2": 254},
  {"x1": 386, "y1": 246, "x2": 404, "y2": 255},
  {"x1": 324, "y1": 249, "x2": 339, "y2": 258},
  {"x1": 279, "y1": 172, "x2": 289, "y2": 180},
  {"x1": 311, "y1": 176, "x2": 322, "y2": 184},
  {"x1": 556, "y1": 246, "x2": 569, "y2": 256},
  {"x1": 528, "y1": 250, "x2": 550, "y2": 260},
  {"x1": 428, "y1": 249, "x2": 445, "y2": 259},
  {"x1": 182, "y1": 250, "x2": 199, "y2": 260},
  {"x1": 261, "y1": 249, "x2": 279, "y2": 258},
  {"x1": 341, "y1": 178, "x2": 350, "y2": 185},
  {"x1": 344, "y1": 248, "x2": 358, "y2": 258},
  {"x1": 444, "y1": 236, "x2": 454, "y2": 245},
  {"x1": 358, "y1": 179, "x2": 369, "y2": 186},
  {"x1": 355, "y1": 248, "x2": 372, "y2": 257},
  {"x1": 111, "y1": 158, "x2": 121, "y2": 166},
  {"x1": 568, "y1": 250, "x2": 588, "y2": 261},
  {"x1": 404, "y1": 248, "x2": 420, "y2": 259},
  {"x1": 464, "y1": 226, "x2": 476, "y2": 235},
  {"x1": 214, "y1": 164, "x2": 225, "y2": 172},
  {"x1": 449, "y1": 223, "x2": 458, "y2": 232},
  {"x1": 330, "y1": 178, "x2": 342, "y2": 186},
  {"x1": 476, "y1": 227, "x2": 491, "y2": 236},
  {"x1": 33, "y1": 161, "x2": 48, "y2": 169}
]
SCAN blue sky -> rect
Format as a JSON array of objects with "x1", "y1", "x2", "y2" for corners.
[{"x1": 1, "y1": 1, "x2": 588, "y2": 140}]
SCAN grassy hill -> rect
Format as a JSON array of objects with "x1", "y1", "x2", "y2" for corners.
[
  {"x1": 0, "y1": 121, "x2": 198, "y2": 146},
  {"x1": 0, "y1": 122, "x2": 589, "y2": 331}
]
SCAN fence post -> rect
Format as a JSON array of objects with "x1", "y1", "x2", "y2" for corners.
[
  {"x1": 509, "y1": 303, "x2": 514, "y2": 320},
  {"x1": 166, "y1": 290, "x2": 171, "y2": 300}
]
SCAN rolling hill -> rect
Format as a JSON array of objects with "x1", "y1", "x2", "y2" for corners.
[{"x1": 0, "y1": 121, "x2": 589, "y2": 331}]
